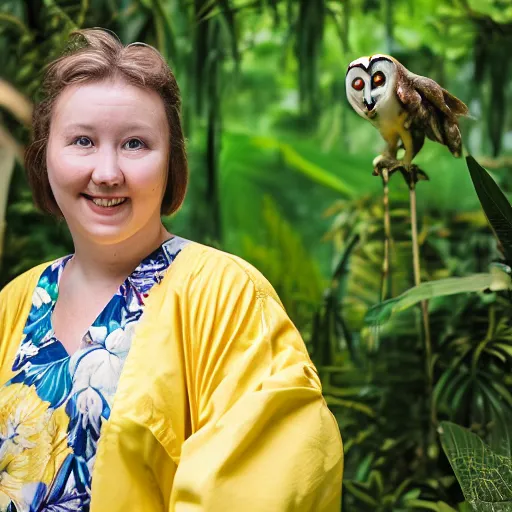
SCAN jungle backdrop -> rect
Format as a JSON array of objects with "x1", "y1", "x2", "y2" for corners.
[{"x1": 1, "y1": 0, "x2": 512, "y2": 510}]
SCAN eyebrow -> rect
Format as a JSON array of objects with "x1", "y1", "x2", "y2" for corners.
[{"x1": 62, "y1": 122, "x2": 157, "y2": 133}]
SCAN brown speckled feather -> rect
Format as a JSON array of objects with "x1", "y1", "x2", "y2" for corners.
[{"x1": 392, "y1": 58, "x2": 468, "y2": 157}]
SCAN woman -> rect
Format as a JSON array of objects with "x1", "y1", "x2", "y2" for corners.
[{"x1": 0, "y1": 29, "x2": 343, "y2": 511}]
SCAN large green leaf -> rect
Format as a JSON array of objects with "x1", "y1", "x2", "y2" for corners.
[
  {"x1": 252, "y1": 136, "x2": 357, "y2": 197},
  {"x1": 439, "y1": 421, "x2": 512, "y2": 511},
  {"x1": 364, "y1": 264, "x2": 512, "y2": 325},
  {"x1": 466, "y1": 155, "x2": 512, "y2": 263}
]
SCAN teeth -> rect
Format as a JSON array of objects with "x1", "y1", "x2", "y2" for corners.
[{"x1": 91, "y1": 197, "x2": 126, "y2": 207}]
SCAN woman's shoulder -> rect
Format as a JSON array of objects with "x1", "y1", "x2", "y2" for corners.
[
  {"x1": 0, "y1": 262, "x2": 53, "y2": 337},
  {"x1": 175, "y1": 240, "x2": 281, "y2": 304},
  {"x1": 0, "y1": 261, "x2": 54, "y2": 302}
]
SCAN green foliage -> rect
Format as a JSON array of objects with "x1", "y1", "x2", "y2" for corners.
[
  {"x1": 440, "y1": 421, "x2": 512, "y2": 511},
  {"x1": 320, "y1": 162, "x2": 512, "y2": 509},
  {"x1": 429, "y1": 156, "x2": 512, "y2": 512},
  {"x1": 365, "y1": 263, "x2": 512, "y2": 325},
  {"x1": 1, "y1": 166, "x2": 72, "y2": 286},
  {"x1": 2, "y1": 1, "x2": 512, "y2": 511},
  {"x1": 347, "y1": 155, "x2": 512, "y2": 511},
  {"x1": 240, "y1": 195, "x2": 325, "y2": 332},
  {"x1": 466, "y1": 156, "x2": 512, "y2": 263}
]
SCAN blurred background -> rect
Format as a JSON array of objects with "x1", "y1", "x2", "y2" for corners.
[{"x1": 1, "y1": 0, "x2": 512, "y2": 510}]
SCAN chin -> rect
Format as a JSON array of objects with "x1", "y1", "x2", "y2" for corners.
[
  {"x1": 68, "y1": 221, "x2": 138, "y2": 246},
  {"x1": 85, "y1": 230, "x2": 134, "y2": 246}
]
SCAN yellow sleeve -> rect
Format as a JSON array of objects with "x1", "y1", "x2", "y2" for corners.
[
  {"x1": 170, "y1": 249, "x2": 343, "y2": 511},
  {"x1": 0, "y1": 264, "x2": 47, "y2": 382}
]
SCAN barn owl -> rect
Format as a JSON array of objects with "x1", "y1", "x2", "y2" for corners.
[{"x1": 345, "y1": 54, "x2": 468, "y2": 172}]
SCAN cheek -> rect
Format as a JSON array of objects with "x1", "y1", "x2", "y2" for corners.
[
  {"x1": 47, "y1": 149, "x2": 90, "y2": 194},
  {"x1": 124, "y1": 155, "x2": 168, "y2": 193}
]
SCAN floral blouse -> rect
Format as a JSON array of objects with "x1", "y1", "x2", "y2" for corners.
[{"x1": 0, "y1": 236, "x2": 189, "y2": 512}]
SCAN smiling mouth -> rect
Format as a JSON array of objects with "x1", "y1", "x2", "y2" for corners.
[{"x1": 82, "y1": 194, "x2": 127, "y2": 208}]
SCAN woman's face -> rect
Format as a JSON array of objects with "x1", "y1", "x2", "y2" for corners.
[{"x1": 46, "y1": 78, "x2": 170, "y2": 246}]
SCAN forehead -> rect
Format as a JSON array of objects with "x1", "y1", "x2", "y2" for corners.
[{"x1": 51, "y1": 79, "x2": 167, "y2": 125}]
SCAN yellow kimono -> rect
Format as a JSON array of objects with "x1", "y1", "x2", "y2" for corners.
[{"x1": 0, "y1": 241, "x2": 343, "y2": 511}]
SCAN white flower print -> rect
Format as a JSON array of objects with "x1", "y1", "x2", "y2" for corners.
[
  {"x1": 17, "y1": 341, "x2": 40, "y2": 360},
  {"x1": 76, "y1": 388, "x2": 103, "y2": 436},
  {"x1": 32, "y1": 287, "x2": 51, "y2": 309},
  {"x1": 71, "y1": 323, "x2": 135, "y2": 400}
]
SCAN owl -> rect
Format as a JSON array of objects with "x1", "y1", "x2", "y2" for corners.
[{"x1": 345, "y1": 54, "x2": 469, "y2": 169}]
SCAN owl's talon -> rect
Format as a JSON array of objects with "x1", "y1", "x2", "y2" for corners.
[
  {"x1": 372, "y1": 157, "x2": 430, "y2": 186},
  {"x1": 372, "y1": 154, "x2": 385, "y2": 168},
  {"x1": 397, "y1": 164, "x2": 429, "y2": 187},
  {"x1": 416, "y1": 168, "x2": 429, "y2": 181},
  {"x1": 372, "y1": 155, "x2": 401, "y2": 177}
]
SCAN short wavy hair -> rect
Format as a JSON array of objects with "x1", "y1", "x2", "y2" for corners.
[{"x1": 25, "y1": 28, "x2": 188, "y2": 216}]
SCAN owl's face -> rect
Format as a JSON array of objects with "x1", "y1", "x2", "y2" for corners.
[{"x1": 345, "y1": 55, "x2": 397, "y2": 120}]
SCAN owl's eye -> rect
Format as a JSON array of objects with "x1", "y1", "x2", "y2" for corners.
[
  {"x1": 351, "y1": 78, "x2": 364, "y2": 91},
  {"x1": 372, "y1": 72, "x2": 386, "y2": 87}
]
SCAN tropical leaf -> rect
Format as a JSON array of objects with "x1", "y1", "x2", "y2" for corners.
[
  {"x1": 364, "y1": 264, "x2": 512, "y2": 326},
  {"x1": 439, "y1": 421, "x2": 512, "y2": 511},
  {"x1": 324, "y1": 395, "x2": 375, "y2": 417},
  {"x1": 406, "y1": 501, "x2": 459, "y2": 511},
  {"x1": 466, "y1": 155, "x2": 512, "y2": 263},
  {"x1": 252, "y1": 135, "x2": 357, "y2": 197},
  {"x1": 239, "y1": 195, "x2": 324, "y2": 331}
]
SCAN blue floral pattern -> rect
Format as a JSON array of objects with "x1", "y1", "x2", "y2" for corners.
[{"x1": 0, "y1": 236, "x2": 189, "y2": 512}]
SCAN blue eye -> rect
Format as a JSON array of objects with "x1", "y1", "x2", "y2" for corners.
[
  {"x1": 74, "y1": 136, "x2": 92, "y2": 147},
  {"x1": 124, "y1": 139, "x2": 146, "y2": 150}
]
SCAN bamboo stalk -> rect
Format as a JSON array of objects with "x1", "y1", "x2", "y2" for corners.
[
  {"x1": 409, "y1": 175, "x2": 435, "y2": 451},
  {"x1": 380, "y1": 167, "x2": 393, "y2": 301},
  {"x1": 0, "y1": 79, "x2": 32, "y2": 126},
  {"x1": 0, "y1": 146, "x2": 17, "y2": 266}
]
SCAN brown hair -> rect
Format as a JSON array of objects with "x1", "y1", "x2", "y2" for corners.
[{"x1": 25, "y1": 28, "x2": 188, "y2": 216}]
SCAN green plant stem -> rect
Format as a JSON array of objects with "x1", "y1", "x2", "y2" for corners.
[
  {"x1": 409, "y1": 178, "x2": 435, "y2": 448},
  {"x1": 471, "y1": 304, "x2": 496, "y2": 377},
  {"x1": 0, "y1": 13, "x2": 31, "y2": 35}
]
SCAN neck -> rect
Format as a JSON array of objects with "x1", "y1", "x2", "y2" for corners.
[{"x1": 69, "y1": 221, "x2": 172, "y2": 284}]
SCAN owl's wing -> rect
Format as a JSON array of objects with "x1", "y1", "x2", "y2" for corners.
[{"x1": 394, "y1": 61, "x2": 468, "y2": 157}]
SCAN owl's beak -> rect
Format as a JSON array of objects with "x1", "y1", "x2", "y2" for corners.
[{"x1": 363, "y1": 98, "x2": 376, "y2": 112}]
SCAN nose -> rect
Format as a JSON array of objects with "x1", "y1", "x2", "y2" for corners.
[{"x1": 91, "y1": 148, "x2": 124, "y2": 187}]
